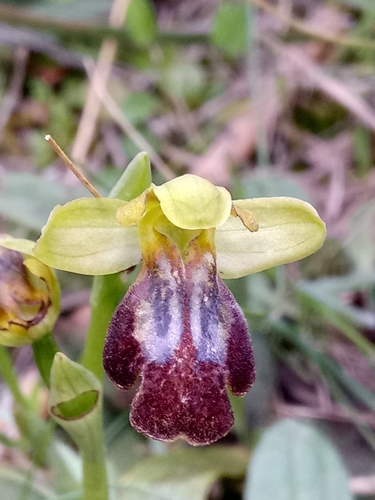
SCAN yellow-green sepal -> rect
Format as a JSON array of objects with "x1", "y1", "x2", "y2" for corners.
[
  {"x1": 34, "y1": 198, "x2": 141, "y2": 275},
  {"x1": 216, "y1": 197, "x2": 326, "y2": 279},
  {"x1": 153, "y1": 174, "x2": 232, "y2": 230}
]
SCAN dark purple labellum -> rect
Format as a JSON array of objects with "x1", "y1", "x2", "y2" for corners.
[{"x1": 103, "y1": 231, "x2": 255, "y2": 446}]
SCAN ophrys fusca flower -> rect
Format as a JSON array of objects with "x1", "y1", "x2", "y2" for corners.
[{"x1": 32, "y1": 166, "x2": 326, "y2": 445}]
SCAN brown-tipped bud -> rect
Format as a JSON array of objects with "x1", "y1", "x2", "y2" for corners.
[{"x1": 0, "y1": 237, "x2": 60, "y2": 347}]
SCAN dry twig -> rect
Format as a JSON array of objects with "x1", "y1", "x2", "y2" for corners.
[{"x1": 45, "y1": 135, "x2": 101, "y2": 198}]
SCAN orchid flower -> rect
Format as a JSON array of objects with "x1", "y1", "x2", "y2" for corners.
[{"x1": 15, "y1": 171, "x2": 325, "y2": 445}]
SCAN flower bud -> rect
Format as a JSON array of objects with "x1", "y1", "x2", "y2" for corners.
[{"x1": 0, "y1": 236, "x2": 60, "y2": 347}]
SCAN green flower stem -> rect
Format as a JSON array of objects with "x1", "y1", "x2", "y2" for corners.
[
  {"x1": 81, "y1": 273, "x2": 127, "y2": 379},
  {"x1": 0, "y1": 345, "x2": 28, "y2": 407},
  {"x1": 72, "y1": 394, "x2": 108, "y2": 500},
  {"x1": 81, "y1": 425, "x2": 108, "y2": 500},
  {"x1": 32, "y1": 332, "x2": 59, "y2": 388}
]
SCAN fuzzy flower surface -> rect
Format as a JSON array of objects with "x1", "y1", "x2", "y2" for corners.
[
  {"x1": 0, "y1": 236, "x2": 60, "y2": 347},
  {"x1": 31, "y1": 173, "x2": 326, "y2": 445}
]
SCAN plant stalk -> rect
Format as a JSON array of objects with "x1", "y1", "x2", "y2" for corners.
[{"x1": 0, "y1": 345, "x2": 28, "y2": 407}]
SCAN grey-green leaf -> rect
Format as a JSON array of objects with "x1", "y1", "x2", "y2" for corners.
[
  {"x1": 118, "y1": 446, "x2": 250, "y2": 500},
  {"x1": 244, "y1": 419, "x2": 353, "y2": 500}
]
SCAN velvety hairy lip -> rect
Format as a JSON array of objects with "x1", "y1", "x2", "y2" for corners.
[
  {"x1": 130, "y1": 332, "x2": 234, "y2": 445},
  {"x1": 103, "y1": 231, "x2": 255, "y2": 446}
]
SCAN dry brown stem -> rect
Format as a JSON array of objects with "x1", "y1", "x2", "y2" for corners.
[{"x1": 45, "y1": 135, "x2": 101, "y2": 198}]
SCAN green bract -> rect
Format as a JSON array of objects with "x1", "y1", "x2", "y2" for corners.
[
  {"x1": 30, "y1": 172, "x2": 326, "y2": 279},
  {"x1": 49, "y1": 353, "x2": 103, "y2": 459}
]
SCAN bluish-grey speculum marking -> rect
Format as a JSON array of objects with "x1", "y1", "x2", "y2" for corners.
[
  {"x1": 150, "y1": 274, "x2": 173, "y2": 338},
  {"x1": 143, "y1": 265, "x2": 184, "y2": 364},
  {"x1": 196, "y1": 278, "x2": 224, "y2": 364}
]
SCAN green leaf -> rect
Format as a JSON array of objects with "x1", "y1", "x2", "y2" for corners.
[
  {"x1": 211, "y1": 3, "x2": 247, "y2": 57},
  {"x1": 34, "y1": 198, "x2": 141, "y2": 275},
  {"x1": 126, "y1": 0, "x2": 157, "y2": 46},
  {"x1": 118, "y1": 446, "x2": 250, "y2": 500},
  {"x1": 217, "y1": 197, "x2": 326, "y2": 279},
  {"x1": 244, "y1": 419, "x2": 353, "y2": 500}
]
